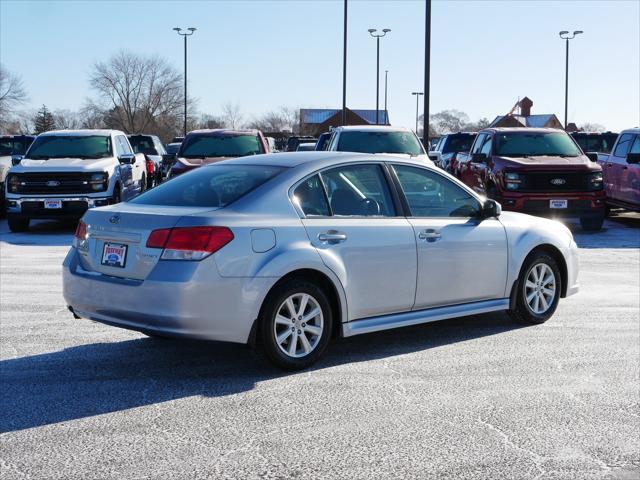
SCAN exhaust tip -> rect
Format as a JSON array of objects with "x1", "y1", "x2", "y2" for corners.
[{"x1": 67, "y1": 305, "x2": 81, "y2": 320}]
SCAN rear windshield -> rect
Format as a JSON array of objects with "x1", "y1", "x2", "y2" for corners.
[
  {"x1": 26, "y1": 135, "x2": 112, "y2": 159},
  {"x1": 337, "y1": 131, "x2": 424, "y2": 155},
  {"x1": 572, "y1": 134, "x2": 618, "y2": 154},
  {"x1": 495, "y1": 132, "x2": 582, "y2": 157},
  {"x1": 443, "y1": 134, "x2": 475, "y2": 154},
  {"x1": 0, "y1": 138, "x2": 33, "y2": 156},
  {"x1": 130, "y1": 164, "x2": 284, "y2": 207},
  {"x1": 165, "y1": 143, "x2": 181, "y2": 154},
  {"x1": 129, "y1": 136, "x2": 157, "y2": 155},
  {"x1": 180, "y1": 134, "x2": 263, "y2": 158}
]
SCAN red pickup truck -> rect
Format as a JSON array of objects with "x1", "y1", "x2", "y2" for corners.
[
  {"x1": 456, "y1": 128, "x2": 606, "y2": 230},
  {"x1": 597, "y1": 128, "x2": 640, "y2": 213}
]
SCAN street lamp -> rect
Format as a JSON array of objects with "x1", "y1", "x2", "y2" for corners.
[
  {"x1": 559, "y1": 30, "x2": 583, "y2": 130},
  {"x1": 384, "y1": 70, "x2": 389, "y2": 125},
  {"x1": 411, "y1": 92, "x2": 423, "y2": 134},
  {"x1": 173, "y1": 26, "x2": 197, "y2": 136},
  {"x1": 368, "y1": 28, "x2": 391, "y2": 125}
]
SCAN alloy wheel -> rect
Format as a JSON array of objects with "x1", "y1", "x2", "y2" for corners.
[
  {"x1": 273, "y1": 293, "x2": 324, "y2": 358},
  {"x1": 524, "y1": 263, "x2": 557, "y2": 315}
]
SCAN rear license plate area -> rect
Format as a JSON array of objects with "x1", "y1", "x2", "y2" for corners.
[{"x1": 101, "y1": 243, "x2": 128, "y2": 268}]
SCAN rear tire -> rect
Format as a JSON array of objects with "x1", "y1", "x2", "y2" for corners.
[
  {"x1": 508, "y1": 250, "x2": 561, "y2": 325},
  {"x1": 111, "y1": 185, "x2": 122, "y2": 205},
  {"x1": 580, "y1": 213, "x2": 604, "y2": 231},
  {"x1": 259, "y1": 279, "x2": 333, "y2": 370},
  {"x1": 8, "y1": 216, "x2": 29, "y2": 232}
]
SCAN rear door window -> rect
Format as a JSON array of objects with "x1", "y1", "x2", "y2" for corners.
[
  {"x1": 613, "y1": 134, "x2": 634, "y2": 158},
  {"x1": 321, "y1": 164, "x2": 396, "y2": 216}
]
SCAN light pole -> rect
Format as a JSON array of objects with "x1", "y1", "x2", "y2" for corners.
[
  {"x1": 342, "y1": 0, "x2": 348, "y2": 126},
  {"x1": 173, "y1": 26, "x2": 197, "y2": 136},
  {"x1": 412, "y1": 92, "x2": 423, "y2": 134},
  {"x1": 384, "y1": 70, "x2": 388, "y2": 124},
  {"x1": 368, "y1": 28, "x2": 391, "y2": 125},
  {"x1": 559, "y1": 30, "x2": 583, "y2": 130},
  {"x1": 423, "y1": 0, "x2": 431, "y2": 146}
]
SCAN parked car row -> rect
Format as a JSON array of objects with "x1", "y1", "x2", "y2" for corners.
[{"x1": 427, "y1": 127, "x2": 640, "y2": 230}]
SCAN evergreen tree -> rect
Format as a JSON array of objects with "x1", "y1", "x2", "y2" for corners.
[{"x1": 33, "y1": 104, "x2": 55, "y2": 134}]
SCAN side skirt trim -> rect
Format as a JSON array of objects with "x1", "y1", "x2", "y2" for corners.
[{"x1": 342, "y1": 298, "x2": 510, "y2": 337}]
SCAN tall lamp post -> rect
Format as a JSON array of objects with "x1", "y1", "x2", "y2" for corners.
[
  {"x1": 173, "y1": 26, "x2": 197, "y2": 136},
  {"x1": 412, "y1": 92, "x2": 423, "y2": 134},
  {"x1": 559, "y1": 30, "x2": 583, "y2": 130},
  {"x1": 342, "y1": 0, "x2": 348, "y2": 126},
  {"x1": 368, "y1": 28, "x2": 391, "y2": 125},
  {"x1": 423, "y1": 0, "x2": 431, "y2": 147},
  {"x1": 384, "y1": 70, "x2": 389, "y2": 125}
]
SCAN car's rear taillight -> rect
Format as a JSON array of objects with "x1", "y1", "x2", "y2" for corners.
[
  {"x1": 145, "y1": 158, "x2": 155, "y2": 174},
  {"x1": 146, "y1": 226, "x2": 234, "y2": 260},
  {"x1": 74, "y1": 220, "x2": 87, "y2": 240}
]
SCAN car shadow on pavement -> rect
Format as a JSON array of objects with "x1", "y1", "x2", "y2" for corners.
[
  {"x1": 0, "y1": 219, "x2": 75, "y2": 246},
  {"x1": 0, "y1": 312, "x2": 523, "y2": 433}
]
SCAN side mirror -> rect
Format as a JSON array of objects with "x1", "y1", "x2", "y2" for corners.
[
  {"x1": 471, "y1": 153, "x2": 488, "y2": 163},
  {"x1": 482, "y1": 199, "x2": 502, "y2": 219},
  {"x1": 428, "y1": 153, "x2": 438, "y2": 161},
  {"x1": 11, "y1": 155, "x2": 24, "y2": 166},
  {"x1": 586, "y1": 152, "x2": 599, "y2": 162},
  {"x1": 627, "y1": 152, "x2": 640, "y2": 164},
  {"x1": 118, "y1": 153, "x2": 135, "y2": 164}
]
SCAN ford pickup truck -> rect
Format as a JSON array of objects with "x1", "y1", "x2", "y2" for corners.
[
  {"x1": 5, "y1": 129, "x2": 144, "y2": 232},
  {"x1": 597, "y1": 128, "x2": 640, "y2": 213},
  {"x1": 456, "y1": 127, "x2": 606, "y2": 231}
]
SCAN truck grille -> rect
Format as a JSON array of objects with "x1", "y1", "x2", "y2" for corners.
[
  {"x1": 519, "y1": 172, "x2": 589, "y2": 193},
  {"x1": 11, "y1": 172, "x2": 97, "y2": 194}
]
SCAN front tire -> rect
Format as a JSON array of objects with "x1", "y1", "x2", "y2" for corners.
[
  {"x1": 259, "y1": 279, "x2": 333, "y2": 370},
  {"x1": 580, "y1": 213, "x2": 604, "y2": 231},
  {"x1": 509, "y1": 251, "x2": 561, "y2": 325},
  {"x1": 111, "y1": 185, "x2": 122, "y2": 205},
  {"x1": 8, "y1": 216, "x2": 29, "y2": 232}
]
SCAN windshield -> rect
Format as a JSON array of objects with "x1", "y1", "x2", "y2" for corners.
[
  {"x1": 128, "y1": 136, "x2": 157, "y2": 155},
  {"x1": 495, "y1": 132, "x2": 582, "y2": 157},
  {"x1": 0, "y1": 138, "x2": 33, "y2": 156},
  {"x1": 130, "y1": 164, "x2": 284, "y2": 207},
  {"x1": 26, "y1": 135, "x2": 112, "y2": 159},
  {"x1": 573, "y1": 134, "x2": 618, "y2": 154},
  {"x1": 179, "y1": 134, "x2": 263, "y2": 158},
  {"x1": 337, "y1": 131, "x2": 424, "y2": 155},
  {"x1": 443, "y1": 134, "x2": 475, "y2": 154}
]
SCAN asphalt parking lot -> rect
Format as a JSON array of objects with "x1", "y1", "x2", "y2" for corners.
[{"x1": 1, "y1": 213, "x2": 638, "y2": 480}]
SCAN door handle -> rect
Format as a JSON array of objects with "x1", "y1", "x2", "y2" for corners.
[
  {"x1": 318, "y1": 232, "x2": 347, "y2": 243},
  {"x1": 418, "y1": 229, "x2": 441, "y2": 242}
]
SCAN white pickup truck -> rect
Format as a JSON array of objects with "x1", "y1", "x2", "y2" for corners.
[{"x1": 5, "y1": 129, "x2": 146, "y2": 232}]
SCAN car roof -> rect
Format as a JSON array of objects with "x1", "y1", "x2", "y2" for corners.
[
  {"x1": 483, "y1": 127, "x2": 566, "y2": 134},
  {"x1": 620, "y1": 128, "x2": 640, "y2": 134},
  {"x1": 333, "y1": 125, "x2": 413, "y2": 133},
  {"x1": 37, "y1": 129, "x2": 123, "y2": 137},
  {"x1": 214, "y1": 151, "x2": 432, "y2": 169},
  {"x1": 186, "y1": 129, "x2": 261, "y2": 136}
]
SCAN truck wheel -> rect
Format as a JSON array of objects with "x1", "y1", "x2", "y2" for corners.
[
  {"x1": 140, "y1": 174, "x2": 146, "y2": 193},
  {"x1": 259, "y1": 279, "x2": 333, "y2": 371},
  {"x1": 111, "y1": 185, "x2": 122, "y2": 205},
  {"x1": 508, "y1": 250, "x2": 561, "y2": 325},
  {"x1": 8, "y1": 217, "x2": 29, "y2": 232},
  {"x1": 580, "y1": 214, "x2": 604, "y2": 231}
]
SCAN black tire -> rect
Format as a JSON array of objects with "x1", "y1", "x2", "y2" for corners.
[
  {"x1": 8, "y1": 216, "x2": 29, "y2": 232},
  {"x1": 111, "y1": 185, "x2": 121, "y2": 205},
  {"x1": 580, "y1": 213, "x2": 604, "y2": 231},
  {"x1": 508, "y1": 251, "x2": 561, "y2": 325},
  {"x1": 259, "y1": 279, "x2": 333, "y2": 371},
  {"x1": 140, "y1": 174, "x2": 146, "y2": 193}
]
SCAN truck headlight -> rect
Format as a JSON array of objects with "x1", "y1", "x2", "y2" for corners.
[
  {"x1": 504, "y1": 172, "x2": 522, "y2": 190},
  {"x1": 588, "y1": 171, "x2": 603, "y2": 191},
  {"x1": 89, "y1": 172, "x2": 108, "y2": 191},
  {"x1": 7, "y1": 174, "x2": 20, "y2": 193}
]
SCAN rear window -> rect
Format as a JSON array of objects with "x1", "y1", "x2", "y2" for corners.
[
  {"x1": 337, "y1": 131, "x2": 423, "y2": 155},
  {"x1": 442, "y1": 134, "x2": 475, "y2": 154},
  {"x1": 0, "y1": 138, "x2": 32, "y2": 156},
  {"x1": 129, "y1": 136, "x2": 157, "y2": 155},
  {"x1": 180, "y1": 134, "x2": 263, "y2": 158},
  {"x1": 572, "y1": 134, "x2": 618, "y2": 154},
  {"x1": 129, "y1": 164, "x2": 284, "y2": 207}
]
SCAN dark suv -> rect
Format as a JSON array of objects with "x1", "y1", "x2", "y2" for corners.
[
  {"x1": 456, "y1": 128, "x2": 606, "y2": 230},
  {"x1": 571, "y1": 131, "x2": 618, "y2": 155}
]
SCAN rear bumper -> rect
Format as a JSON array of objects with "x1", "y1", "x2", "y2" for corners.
[
  {"x1": 62, "y1": 247, "x2": 274, "y2": 344},
  {"x1": 497, "y1": 191, "x2": 606, "y2": 219}
]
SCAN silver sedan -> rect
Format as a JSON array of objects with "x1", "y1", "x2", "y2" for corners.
[{"x1": 63, "y1": 152, "x2": 579, "y2": 370}]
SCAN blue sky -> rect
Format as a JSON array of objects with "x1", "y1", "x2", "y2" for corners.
[{"x1": 1, "y1": 0, "x2": 638, "y2": 131}]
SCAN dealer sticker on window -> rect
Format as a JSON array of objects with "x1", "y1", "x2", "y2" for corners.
[
  {"x1": 550, "y1": 199, "x2": 568, "y2": 209},
  {"x1": 101, "y1": 243, "x2": 128, "y2": 268},
  {"x1": 44, "y1": 199, "x2": 62, "y2": 209}
]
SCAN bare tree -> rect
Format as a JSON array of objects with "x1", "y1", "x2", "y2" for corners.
[
  {"x1": 578, "y1": 122, "x2": 606, "y2": 132},
  {"x1": 199, "y1": 114, "x2": 225, "y2": 130},
  {"x1": 0, "y1": 65, "x2": 28, "y2": 130},
  {"x1": 430, "y1": 110, "x2": 470, "y2": 135},
  {"x1": 279, "y1": 106, "x2": 299, "y2": 132},
  {"x1": 54, "y1": 109, "x2": 83, "y2": 130},
  {"x1": 88, "y1": 50, "x2": 184, "y2": 134},
  {"x1": 221, "y1": 102, "x2": 243, "y2": 129}
]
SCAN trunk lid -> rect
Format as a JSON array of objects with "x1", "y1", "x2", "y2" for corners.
[{"x1": 79, "y1": 203, "x2": 218, "y2": 280}]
